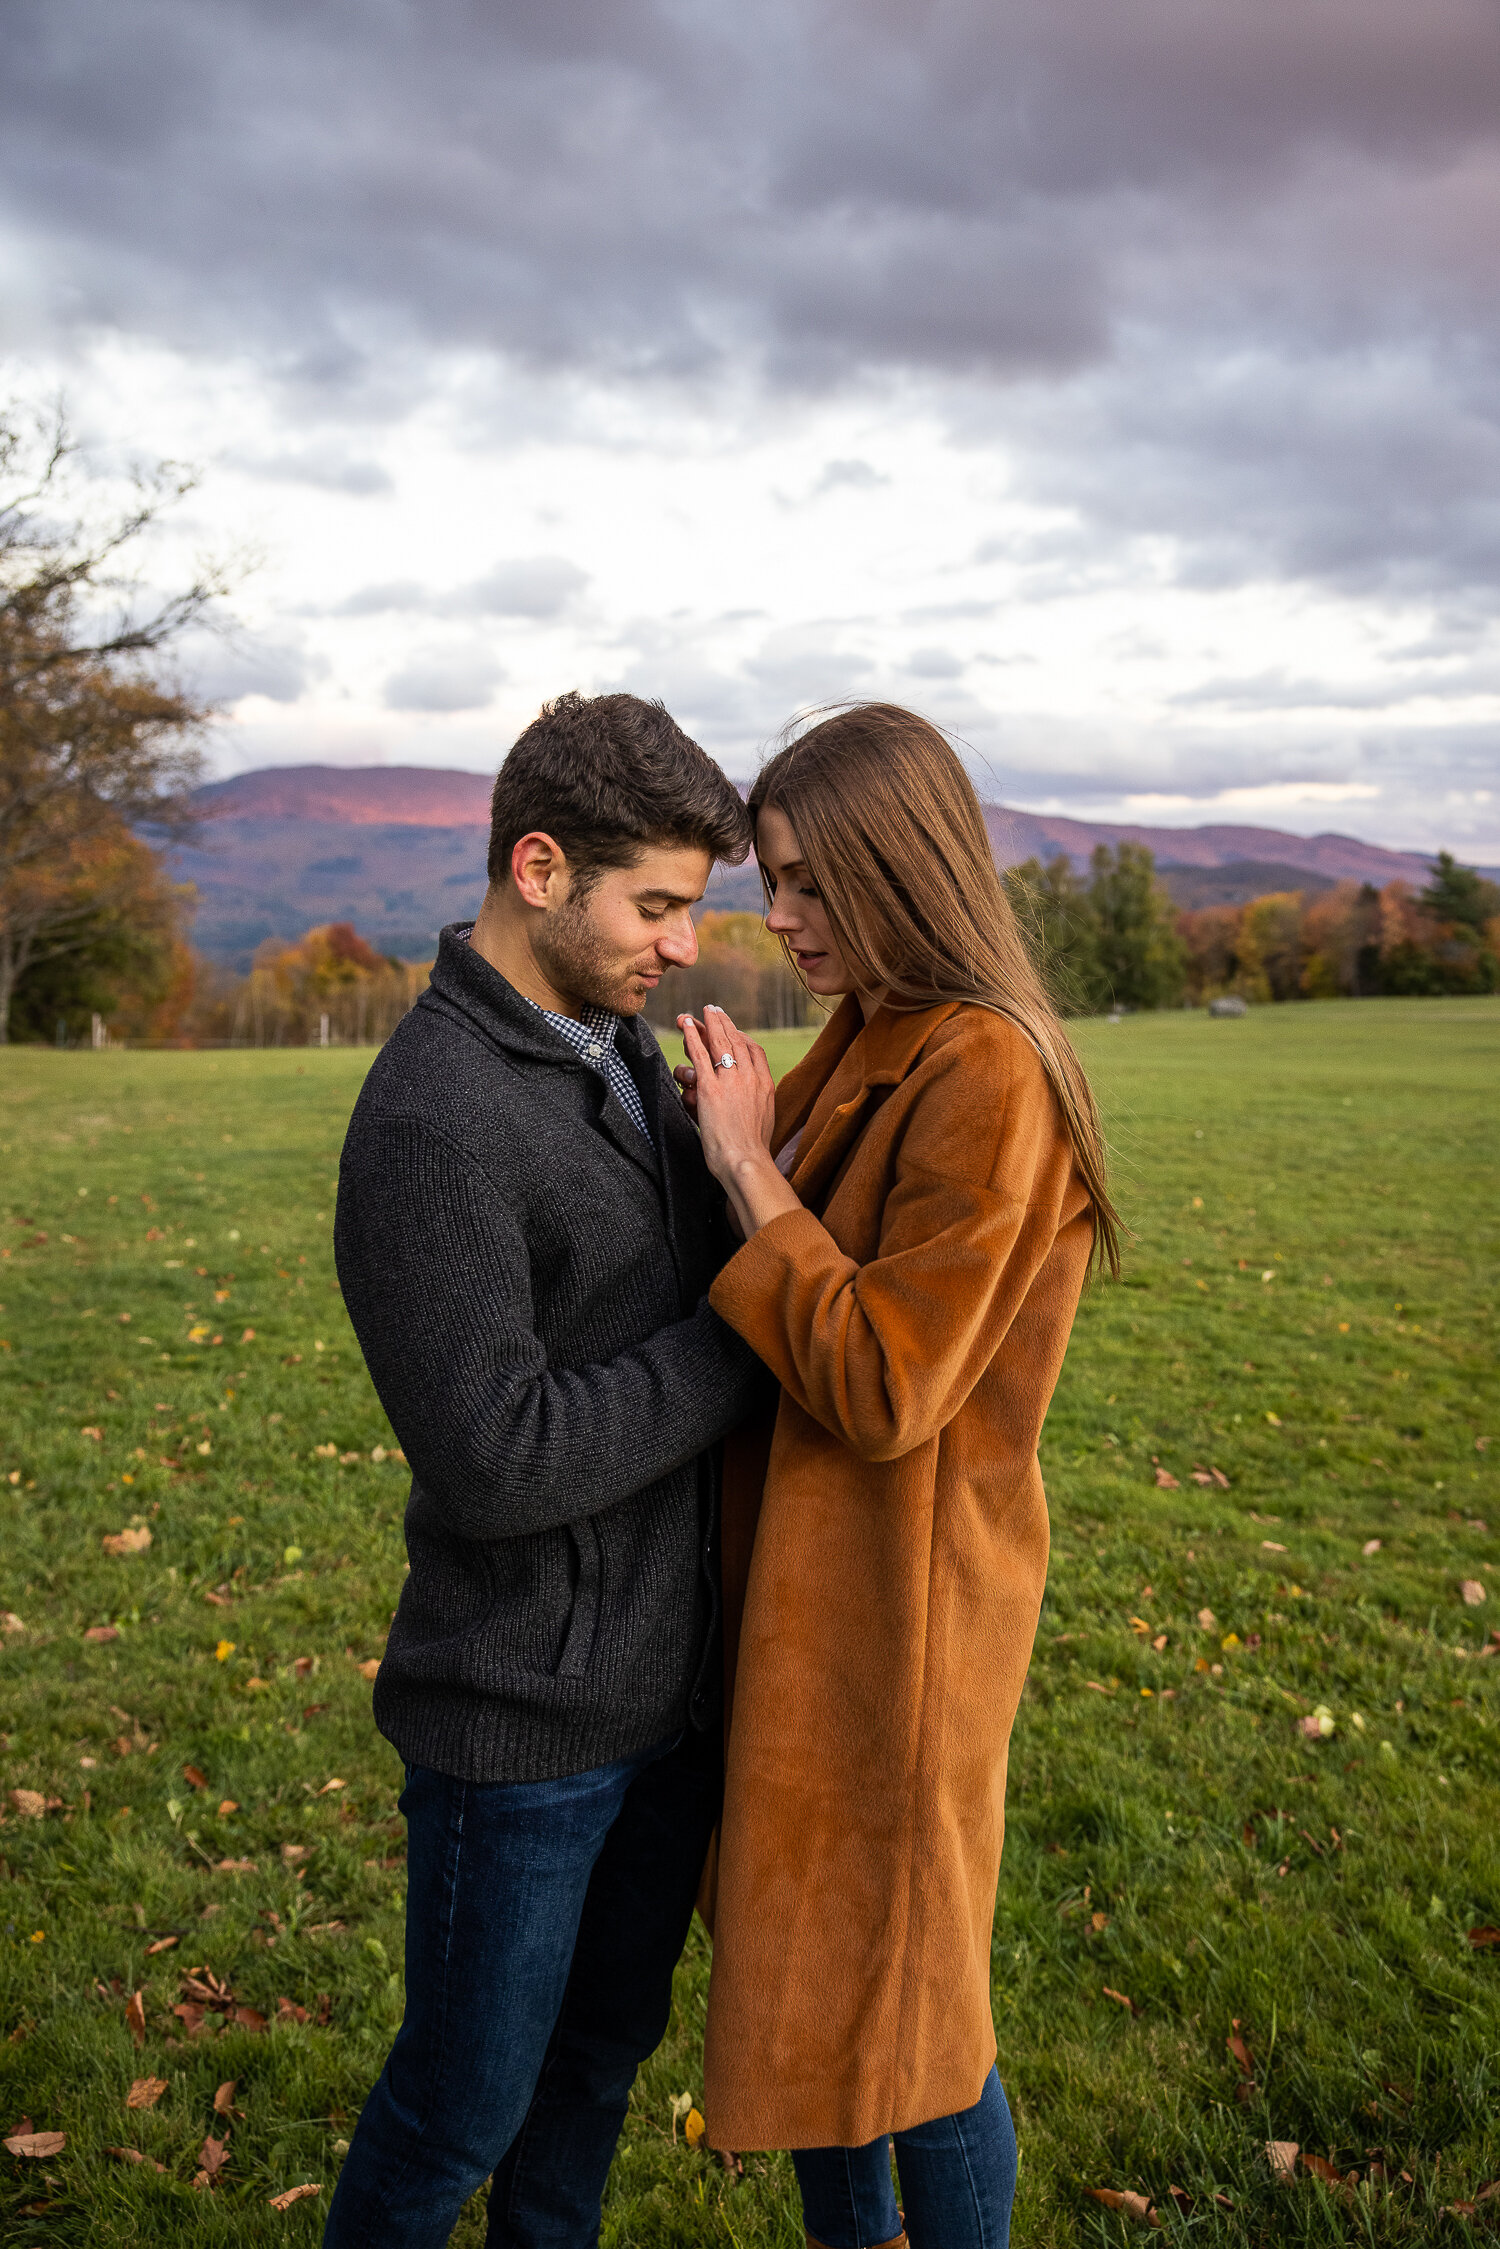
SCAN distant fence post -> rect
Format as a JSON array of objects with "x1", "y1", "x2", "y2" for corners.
[
  {"x1": 92, "y1": 1013, "x2": 105, "y2": 1050},
  {"x1": 319, "y1": 1013, "x2": 329, "y2": 1049}
]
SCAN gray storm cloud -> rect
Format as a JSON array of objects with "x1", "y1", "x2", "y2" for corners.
[{"x1": 3, "y1": 0, "x2": 1499, "y2": 829}]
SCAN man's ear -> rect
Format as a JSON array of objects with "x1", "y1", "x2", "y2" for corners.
[{"x1": 509, "y1": 832, "x2": 568, "y2": 911}]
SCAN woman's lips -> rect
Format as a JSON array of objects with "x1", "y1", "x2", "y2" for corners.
[{"x1": 794, "y1": 949, "x2": 826, "y2": 966}]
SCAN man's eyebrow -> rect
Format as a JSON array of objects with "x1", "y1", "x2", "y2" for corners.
[{"x1": 633, "y1": 885, "x2": 703, "y2": 907}]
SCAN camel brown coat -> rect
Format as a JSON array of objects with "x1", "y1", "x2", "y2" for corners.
[{"x1": 701, "y1": 993, "x2": 1094, "y2": 2152}]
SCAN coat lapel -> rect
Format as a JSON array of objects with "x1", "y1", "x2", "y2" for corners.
[{"x1": 780, "y1": 997, "x2": 964, "y2": 1209}]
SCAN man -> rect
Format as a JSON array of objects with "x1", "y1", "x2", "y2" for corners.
[{"x1": 326, "y1": 692, "x2": 765, "y2": 2247}]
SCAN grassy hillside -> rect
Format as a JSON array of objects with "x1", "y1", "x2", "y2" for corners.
[{"x1": 0, "y1": 997, "x2": 1496, "y2": 2242}]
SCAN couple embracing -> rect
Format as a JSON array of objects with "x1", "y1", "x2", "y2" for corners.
[{"x1": 326, "y1": 691, "x2": 1118, "y2": 2249}]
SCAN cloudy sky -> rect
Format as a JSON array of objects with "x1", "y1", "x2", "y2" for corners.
[{"x1": 4, "y1": 0, "x2": 1499, "y2": 854}]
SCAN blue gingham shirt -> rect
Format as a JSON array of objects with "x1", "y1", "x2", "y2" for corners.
[{"x1": 526, "y1": 998, "x2": 655, "y2": 1148}]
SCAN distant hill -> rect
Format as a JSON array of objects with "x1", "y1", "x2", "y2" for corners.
[{"x1": 174, "y1": 763, "x2": 1477, "y2": 968}]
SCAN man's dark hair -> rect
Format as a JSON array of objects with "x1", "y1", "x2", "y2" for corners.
[{"x1": 487, "y1": 691, "x2": 751, "y2": 888}]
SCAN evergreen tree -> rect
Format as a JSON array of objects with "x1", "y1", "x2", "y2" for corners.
[
  {"x1": 1421, "y1": 850, "x2": 1500, "y2": 934},
  {"x1": 1088, "y1": 843, "x2": 1188, "y2": 1010},
  {"x1": 1003, "y1": 853, "x2": 1109, "y2": 1015}
]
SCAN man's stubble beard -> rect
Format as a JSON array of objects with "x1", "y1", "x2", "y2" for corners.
[{"x1": 532, "y1": 892, "x2": 656, "y2": 1016}]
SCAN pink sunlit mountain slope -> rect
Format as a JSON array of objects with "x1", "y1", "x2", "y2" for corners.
[{"x1": 177, "y1": 764, "x2": 1467, "y2": 967}]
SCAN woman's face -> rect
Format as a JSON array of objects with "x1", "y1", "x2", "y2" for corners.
[{"x1": 756, "y1": 803, "x2": 858, "y2": 996}]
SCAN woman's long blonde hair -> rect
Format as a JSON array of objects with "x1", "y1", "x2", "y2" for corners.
[{"x1": 750, "y1": 702, "x2": 1121, "y2": 1275}]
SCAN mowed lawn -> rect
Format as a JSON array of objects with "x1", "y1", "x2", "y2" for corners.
[{"x1": 0, "y1": 997, "x2": 1497, "y2": 2246}]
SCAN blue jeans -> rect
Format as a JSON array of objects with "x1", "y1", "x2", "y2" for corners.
[
  {"x1": 793, "y1": 2069, "x2": 1018, "y2": 2248},
  {"x1": 323, "y1": 1727, "x2": 720, "y2": 2249}
]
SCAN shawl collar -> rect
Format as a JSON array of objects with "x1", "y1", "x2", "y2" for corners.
[{"x1": 420, "y1": 923, "x2": 662, "y2": 1184}]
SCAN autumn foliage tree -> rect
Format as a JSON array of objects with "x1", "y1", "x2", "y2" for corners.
[{"x1": 0, "y1": 401, "x2": 219, "y2": 1041}]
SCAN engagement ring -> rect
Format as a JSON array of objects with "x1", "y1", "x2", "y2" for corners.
[{"x1": 718, "y1": 1053, "x2": 736, "y2": 1069}]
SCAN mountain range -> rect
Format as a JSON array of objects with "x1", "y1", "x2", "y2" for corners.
[{"x1": 175, "y1": 764, "x2": 1477, "y2": 968}]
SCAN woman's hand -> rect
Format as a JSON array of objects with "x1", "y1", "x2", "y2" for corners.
[{"x1": 677, "y1": 1005, "x2": 802, "y2": 1240}]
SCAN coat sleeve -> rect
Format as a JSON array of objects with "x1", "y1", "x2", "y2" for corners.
[
  {"x1": 336, "y1": 1113, "x2": 764, "y2": 1539},
  {"x1": 708, "y1": 1035, "x2": 1084, "y2": 1463}
]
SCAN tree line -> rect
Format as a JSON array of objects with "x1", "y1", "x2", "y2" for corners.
[{"x1": 1001, "y1": 845, "x2": 1500, "y2": 1014}]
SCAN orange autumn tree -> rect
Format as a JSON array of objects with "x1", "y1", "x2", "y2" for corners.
[{"x1": 0, "y1": 399, "x2": 220, "y2": 1041}]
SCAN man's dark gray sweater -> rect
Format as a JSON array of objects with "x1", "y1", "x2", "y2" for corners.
[{"x1": 335, "y1": 926, "x2": 765, "y2": 1784}]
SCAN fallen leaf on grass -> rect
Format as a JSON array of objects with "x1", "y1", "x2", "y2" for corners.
[
  {"x1": 193, "y1": 2133, "x2": 230, "y2": 2191},
  {"x1": 269, "y1": 2183, "x2": 322, "y2": 2210},
  {"x1": 277, "y1": 1997, "x2": 309, "y2": 2024},
  {"x1": 233, "y1": 2005, "x2": 268, "y2": 2034},
  {"x1": 102, "y1": 1526, "x2": 152, "y2": 1556},
  {"x1": 216, "y1": 1857, "x2": 256, "y2": 1874},
  {"x1": 1197, "y1": 1608, "x2": 1216, "y2": 1629},
  {"x1": 106, "y1": 2145, "x2": 167, "y2": 2171},
  {"x1": 1226, "y1": 2023, "x2": 1255, "y2": 2080},
  {"x1": 1300, "y1": 2152, "x2": 1350, "y2": 2191},
  {"x1": 126, "y1": 2076, "x2": 168, "y2": 2109},
  {"x1": 1102, "y1": 1986, "x2": 1139, "y2": 2015},
  {"x1": 1266, "y1": 2141, "x2": 1300, "y2": 2181},
  {"x1": 1153, "y1": 1467, "x2": 1180, "y2": 1489},
  {"x1": 1363, "y1": 1538, "x2": 1383, "y2": 1556},
  {"x1": 9, "y1": 1788, "x2": 46, "y2": 1818},
  {"x1": 213, "y1": 2080, "x2": 238, "y2": 2116},
  {"x1": 183, "y1": 1764, "x2": 208, "y2": 1790},
  {"x1": 1460, "y1": 1580, "x2": 1487, "y2": 1607},
  {"x1": 1084, "y1": 2187, "x2": 1159, "y2": 2225},
  {"x1": 357, "y1": 1659, "x2": 380, "y2": 1681},
  {"x1": 4, "y1": 2130, "x2": 66, "y2": 2157},
  {"x1": 316, "y1": 1778, "x2": 347, "y2": 1795},
  {"x1": 126, "y1": 1990, "x2": 146, "y2": 2047},
  {"x1": 1466, "y1": 1927, "x2": 1500, "y2": 1950},
  {"x1": 1262, "y1": 1540, "x2": 1287, "y2": 1553}
]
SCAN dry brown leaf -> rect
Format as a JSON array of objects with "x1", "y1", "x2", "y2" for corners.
[
  {"x1": 106, "y1": 2145, "x2": 167, "y2": 2171},
  {"x1": 357, "y1": 1658, "x2": 380, "y2": 1680},
  {"x1": 183, "y1": 1764, "x2": 208, "y2": 1790},
  {"x1": 1460, "y1": 1579, "x2": 1487, "y2": 1607},
  {"x1": 269, "y1": 2183, "x2": 322, "y2": 2211},
  {"x1": 216, "y1": 1857, "x2": 256, "y2": 1874},
  {"x1": 126, "y1": 2076, "x2": 168, "y2": 2110},
  {"x1": 1300, "y1": 2153, "x2": 1344, "y2": 2187},
  {"x1": 1226, "y1": 2025, "x2": 1255, "y2": 2079},
  {"x1": 233, "y1": 2005, "x2": 268, "y2": 2034},
  {"x1": 144, "y1": 1936, "x2": 179, "y2": 1957},
  {"x1": 1266, "y1": 2140, "x2": 1300, "y2": 2181},
  {"x1": 1466, "y1": 1926, "x2": 1500, "y2": 1950},
  {"x1": 4, "y1": 2129, "x2": 66, "y2": 2157},
  {"x1": 1363, "y1": 1538, "x2": 1382, "y2": 1556},
  {"x1": 102, "y1": 1526, "x2": 152, "y2": 1557},
  {"x1": 1084, "y1": 2187, "x2": 1159, "y2": 2226},
  {"x1": 316, "y1": 1777, "x2": 347, "y2": 1795},
  {"x1": 83, "y1": 1624, "x2": 120, "y2": 1642},
  {"x1": 199, "y1": 2133, "x2": 230, "y2": 2178},
  {"x1": 126, "y1": 1990, "x2": 146, "y2": 2047},
  {"x1": 1102, "y1": 1985, "x2": 1138, "y2": 2015},
  {"x1": 293, "y1": 1656, "x2": 315, "y2": 1677},
  {"x1": 1197, "y1": 1608, "x2": 1216, "y2": 1629},
  {"x1": 213, "y1": 2081, "x2": 238, "y2": 2116},
  {"x1": 1153, "y1": 1467, "x2": 1180, "y2": 1489},
  {"x1": 277, "y1": 1997, "x2": 309, "y2": 2024},
  {"x1": 9, "y1": 1788, "x2": 46, "y2": 1819}
]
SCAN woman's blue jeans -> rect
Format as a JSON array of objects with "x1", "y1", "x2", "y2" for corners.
[{"x1": 793, "y1": 2068, "x2": 1017, "y2": 2248}]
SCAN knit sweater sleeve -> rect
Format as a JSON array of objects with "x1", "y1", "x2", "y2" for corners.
[{"x1": 335, "y1": 1114, "x2": 762, "y2": 1539}]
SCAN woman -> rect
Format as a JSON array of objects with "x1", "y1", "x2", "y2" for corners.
[{"x1": 676, "y1": 703, "x2": 1119, "y2": 2248}]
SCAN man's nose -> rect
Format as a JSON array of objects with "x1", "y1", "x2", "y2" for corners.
[{"x1": 657, "y1": 914, "x2": 699, "y2": 967}]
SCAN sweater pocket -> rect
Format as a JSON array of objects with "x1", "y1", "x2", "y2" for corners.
[{"x1": 554, "y1": 1518, "x2": 602, "y2": 1678}]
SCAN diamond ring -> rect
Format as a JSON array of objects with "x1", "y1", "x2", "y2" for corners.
[{"x1": 717, "y1": 1053, "x2": 736, "y2": 1070}]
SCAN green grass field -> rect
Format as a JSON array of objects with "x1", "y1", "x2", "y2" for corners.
[{"x1": 1, "y1": 998, "x2": 1497, "y2": 2244}]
